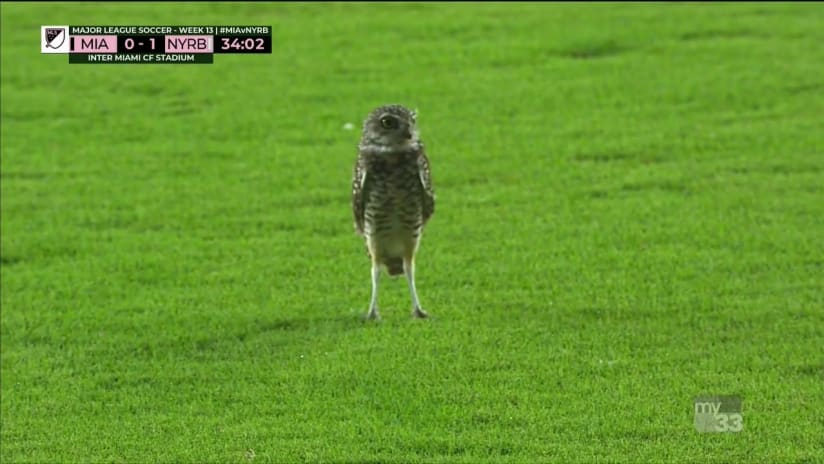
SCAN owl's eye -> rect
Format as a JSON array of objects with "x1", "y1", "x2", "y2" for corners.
[{"x1": 380, "y1": 116, "x2": 398, "y2": 129}]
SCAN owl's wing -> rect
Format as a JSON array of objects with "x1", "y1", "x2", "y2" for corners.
[
  {"x1": 352, "y1": 155, "x2": 369, "y2": 235},
  {"x1": 417, "y1": 148, "x2": 435, "y2": 225}
]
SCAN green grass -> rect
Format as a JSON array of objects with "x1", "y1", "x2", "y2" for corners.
[{"x1": 2, "y1": 2, "x2": 823, "y2": 462}]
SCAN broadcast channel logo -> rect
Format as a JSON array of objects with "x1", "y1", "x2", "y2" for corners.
[
  {"x1": 694, "y1": 395, "x2": 743, "y2": 433},
  {"x1": 41, "y1": 25, "x2": 70, "y2": 53}
]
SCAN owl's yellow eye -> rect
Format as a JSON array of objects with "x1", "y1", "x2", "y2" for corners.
[{"x1": 380, "y1": 116, "x2": 398, "y2": 129}]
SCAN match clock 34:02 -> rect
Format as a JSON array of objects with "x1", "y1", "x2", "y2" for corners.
[{"x1": 214, "y1": 35, "x2": 271, "y2": 53}]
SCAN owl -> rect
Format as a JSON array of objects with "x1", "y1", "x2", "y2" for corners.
[{"x1": 351, "y1": 104, "x2": 435, "y2": 320}]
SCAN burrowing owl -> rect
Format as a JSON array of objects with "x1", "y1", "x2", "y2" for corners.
[{"x1": 351, "y1": 104, "x2": 435, "y2": 320}]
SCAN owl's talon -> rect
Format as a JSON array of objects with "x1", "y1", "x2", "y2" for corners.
[{"x1": 412, "y1": 307, "x2": 429, "y2": 319}]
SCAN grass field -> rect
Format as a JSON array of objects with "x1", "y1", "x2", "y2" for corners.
[{"x1": 2, "y1": 2, "x2": 823, "y2": 463}]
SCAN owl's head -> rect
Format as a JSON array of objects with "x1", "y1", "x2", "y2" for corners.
[{"x1": 360, "y1": 104, "x2": 419, "y2": 148}]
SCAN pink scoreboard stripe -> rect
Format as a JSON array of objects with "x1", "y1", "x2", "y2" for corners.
[
  {"x1": 71, "y1": 35, "x2": 117, "y2": 53},
  {"x1": 165, "y1": 35, "x2": 213, "y2": 53},
  {"x1": 70, "y1": 35, "x2": 117, "y2": 53}
]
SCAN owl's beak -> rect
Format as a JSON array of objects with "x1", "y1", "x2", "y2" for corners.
[{"x1": 402, "y1": 129, "x2": 413, "y2": 140}]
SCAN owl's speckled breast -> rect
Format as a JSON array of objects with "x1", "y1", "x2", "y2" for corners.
[{"x1": 363, "y1": 153, "x2": 425, "y2": 258}]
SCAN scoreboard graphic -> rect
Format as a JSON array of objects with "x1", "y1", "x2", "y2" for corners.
[{"x1": 41, "y1": 25, "x2": 272, "y2": 64}]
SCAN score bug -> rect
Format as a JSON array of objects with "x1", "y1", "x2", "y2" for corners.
[{"x1": 57, "y1": 25, "x2": 273, "y2": 64}]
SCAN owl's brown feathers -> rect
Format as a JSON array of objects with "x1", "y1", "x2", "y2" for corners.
[{"x1": 352, "y1": 145, "x2": 434, "y2": 236}]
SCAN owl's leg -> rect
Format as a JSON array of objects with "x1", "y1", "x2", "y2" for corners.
[
  {"x1": 403, "y1": 257, "x2": 428, "y2": 319},
  {"x1": 365, "y1": 262, "x2": 381, "y2": 320}
]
